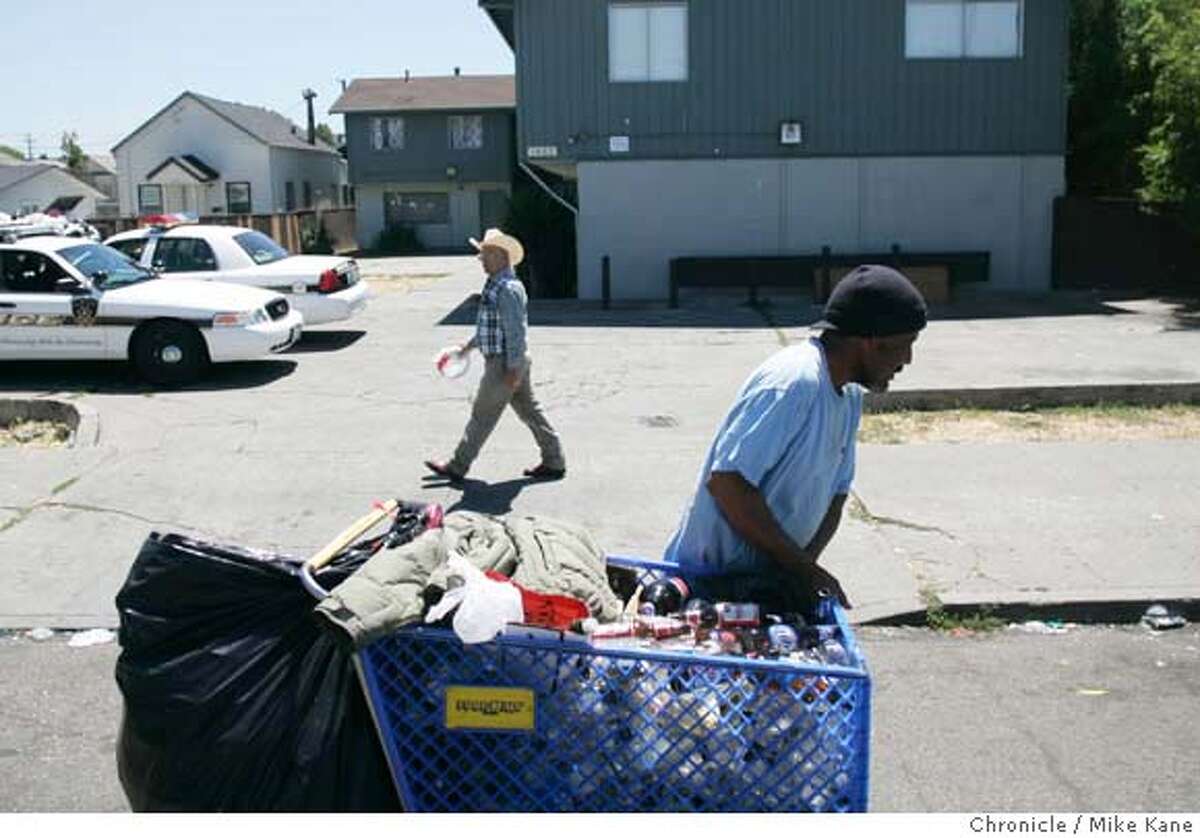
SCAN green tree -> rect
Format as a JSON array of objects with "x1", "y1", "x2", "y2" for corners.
[
  {"x1": 0, "y1": 143, "x2": 23, "y2": 161},
  {"x1": 1124, "y1": 0, "x2": 1200, "y2": 218},
  {"x1": 315, "y1": 122, "x2": 337, "y2": 147},
  {"x1": 1067, "y1": 0, "x2": 1140, "y2": 194},
  {"x1": 60, "y1": 131, "x2": 85, "y2": 174}
]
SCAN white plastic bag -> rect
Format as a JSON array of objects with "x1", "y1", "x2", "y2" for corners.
[{"x1": 425, "y1": 555, "x2": 523, "y2": 644}]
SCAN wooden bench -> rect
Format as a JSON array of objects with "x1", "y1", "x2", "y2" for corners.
[{"x1": 668, "y1": 246, "x2": 990, "y2": 308}]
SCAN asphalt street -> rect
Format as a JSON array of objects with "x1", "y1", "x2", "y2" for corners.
[
  {"x1": 1, "y1": 255, "x2": 1198, "y2": 811},
  {"x1": 1, "y1": 623, "x2": 1196, "y2": 812}
]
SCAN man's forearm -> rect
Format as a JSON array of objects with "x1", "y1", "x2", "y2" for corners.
[
  {"x1": 803, "y1": 494, "x2": 846, "y2": 565},
  {"x1": 706, "y1": 471, "x2": 815, "y2": 576}
]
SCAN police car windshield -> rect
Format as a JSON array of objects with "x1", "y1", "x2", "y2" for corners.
[
  {"x1": 234, "y1": 231, "x2": 290, "y2": 265},
  {"x1": 58, "y1": 244, "x2": 152, "y2": 289}
]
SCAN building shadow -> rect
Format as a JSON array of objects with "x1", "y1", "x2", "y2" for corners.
[
  {"x1": 0, "y1": 359, "x2": 297, "y2": 394},
  {"x1": 437, "y1": 285, "x2": 1200, "y2": 330},
  {"x1": 284, "y1": 330, "x2": 366, "y2": 354},
  {"x1": 421, "y1": 474, "x2": 538, "y2": 516}
]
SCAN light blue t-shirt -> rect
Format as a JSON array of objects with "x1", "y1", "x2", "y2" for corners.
[{"x1": 663, "y1": 338, "x2": 862, "y2": 577}]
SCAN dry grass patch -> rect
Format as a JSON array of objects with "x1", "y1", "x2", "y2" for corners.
[
  {"x1": 364, "y1": 273, "x2": 451, "y2": 294},
  {"x1": 1, "y1": 420, "x2": 71, "y2": 447},
  {"x1": 860, "y1": 404, "x2": 1200, "y2": 444}
]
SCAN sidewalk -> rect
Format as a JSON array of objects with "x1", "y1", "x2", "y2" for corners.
[{"x1": 0, "y1": 259, "x2": 1196, "y2": 628}]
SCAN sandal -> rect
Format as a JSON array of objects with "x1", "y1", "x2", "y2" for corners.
[{"x1": 523, "y1": 464, "x2": 566, "y2": 480}]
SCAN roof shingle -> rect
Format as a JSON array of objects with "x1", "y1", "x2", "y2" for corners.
[{"x1": 330, "y1": 75, "x2": 514, "y2": 114}]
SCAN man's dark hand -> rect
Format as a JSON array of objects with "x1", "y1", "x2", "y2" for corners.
[
  {"x1": 811, "y1": 565, "x2": 851, "y2": 609},
  {"x1": 786, "y1": 564, "x2": 852, "y2": 612}
]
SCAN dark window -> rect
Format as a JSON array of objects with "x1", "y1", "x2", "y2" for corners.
[
  {"x1": 226, "y1": 182, "x2": 252, "y2": 214},
  {"x1": 152, "y1": 238, "x2": 218, "y2": 272},
  {"x1": 234, "y1": 231, "x2": 290, "y2": 265},
  {"x1": 0, "y1": 251, "x2": 69, "y2": 293},
  {"x1": 448, "y1": 115, "x2": 484, "y2": 150},
  {"x1": 138, "y1": 184, "x2": 164, "y2": 215},
  {"x1": 109, "y1": 238, "x2": 149, "y2": 261},
  {"x1": 384, "y1": 192, "x2": 450, "y2": 225},
  {"x1": 285, "y1": 181, "x2": 296, "y2": 211},
  {"x1": 370, "y1": 117, "x2": 405, "y2": 151},
  {"x1": 342, "y1": 184, "x2": 352, "y2": 206},
  {"x1": 303, "y1": 181, "x2": 312, "y2": 208}
]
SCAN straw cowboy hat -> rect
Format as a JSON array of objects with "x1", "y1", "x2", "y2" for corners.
[{"x1": 469, "y1": 228, "x2": 525, "y2": 267}]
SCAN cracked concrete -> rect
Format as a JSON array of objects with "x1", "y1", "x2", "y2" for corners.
[{"x1": 1, "y1": 257, "x2": 1199, "y2": 628}]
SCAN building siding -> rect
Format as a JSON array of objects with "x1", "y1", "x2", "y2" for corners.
[
  {"x1": 513, "y1": 0, "x2": 1068, "y2": 162},
  {"x1": 355, "y1": 181, "x2": 511, "y2": 250},
  {"x1": 344, "y1": 111, "x2": 515, "y2": 185},
  {"x1": 575, "y1": 155, "x2": 1064, "y2": 299},
  {"x1": 267, "y1": 147, "x2": 349, "y2": 212}
]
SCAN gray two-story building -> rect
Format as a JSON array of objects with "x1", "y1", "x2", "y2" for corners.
[
  {"x1": 331, "y1": 74, "x2": 515, "y2": 250},
  {"x1": 481, "y1": 0, "x2": 1068, "y2": 299}
]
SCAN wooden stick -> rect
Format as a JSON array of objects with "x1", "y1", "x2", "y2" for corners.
[{"x1": 305, "y1": 499, "x2": 399, "y2": 573}]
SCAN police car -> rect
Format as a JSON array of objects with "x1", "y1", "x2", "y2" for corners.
[
  {"x1": 0, "y1": 236, "x2": 303, "y2": 385},
  {"x1": 105, "y1": 223, "x2": 367, "y2": 326}
]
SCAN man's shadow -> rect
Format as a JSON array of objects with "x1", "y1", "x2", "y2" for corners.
[{"x1": 421, "y1": 475, "x2": 540, "y2": 515}]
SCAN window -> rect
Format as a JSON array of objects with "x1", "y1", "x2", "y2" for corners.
[
  {"x1": 226, "y1": 182, "x2": 252, "y2": 214},
  {"x1": 109, "y1": 238, "x2": 149, "y2": 262},
  {"x1": 138, "y1": 184, "x2": 164, "y2": 215},
  {"x1": 383, "y1": 192, "x2": 450, "y2": 226},
  {"x1": 152, "y1": 238, "x2": 218, "y2": 273},
  {"x1": 609, "y1": 2, "x2": 688, "y2": 82},
  {"x1": 234, "y1": 231, "x2": 290, "y2": 265},
  {"x1": 0, "y1": 251, "x2": 67, "y2": 293},
  {"x1": 303, "y1": 181, "x2": 312, "y2": 209},
  {"x1": 449, "y1": 115, "x2": 484, "y2": 149},
  {"x1": 342, "y1": 184, "x2": 352, "y2": 206},
  {"x1": 371, "y1": 117, "x2": 405, "y2": 150},
  {"x1": 285, "y1": 181, "x2": 296, "y2": 211},
  {"x1": 906, "y1": 0, "x2": 1023, "y2": 59}
]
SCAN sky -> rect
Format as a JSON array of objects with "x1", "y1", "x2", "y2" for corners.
[{"x1": 0, "y1": 0, "x2": 514, "y2": 160}]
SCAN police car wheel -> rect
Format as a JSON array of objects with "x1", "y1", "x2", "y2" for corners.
[{"x1": 131, "y1": 320, "x2": 209, "y2": 386}]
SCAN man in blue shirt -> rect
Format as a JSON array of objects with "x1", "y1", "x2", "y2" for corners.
[
  {"x1": 425, "y1": 229, "x2": 566, "y2": 482},
  {"x1": 664, "y1": 265, "x2": 927, "y2": 613}
]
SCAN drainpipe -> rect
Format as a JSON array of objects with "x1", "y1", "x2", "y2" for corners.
[{"x1": 518, "y1": 161, "x2": 577, "y2": 216}]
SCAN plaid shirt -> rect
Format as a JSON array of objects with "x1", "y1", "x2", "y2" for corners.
[{"x1": 475, "y1": 267, "x2": 528, "y2": 368}]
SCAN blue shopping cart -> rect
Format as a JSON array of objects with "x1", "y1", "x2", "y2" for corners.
[{"x1": 350, "y1": 554, "x2": 872, "y2": 812}]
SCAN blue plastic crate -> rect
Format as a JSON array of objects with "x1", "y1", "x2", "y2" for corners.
[{"x1": 355, "y1": 555, "x2": 871, "y2": 812}]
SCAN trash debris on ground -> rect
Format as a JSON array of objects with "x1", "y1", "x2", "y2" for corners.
[
  {"x1": 1141, "y1": 603, "x2": 1187, "y2": 631},
  {"x1": 68, "y1": 628, "x2": 115, "y2": 647},
  {"x1": 26, "y1": 627, "x2": 55, "y2": 641},
  {"x1": 1008, "y1": 619, "x2": 1072, "y2": 634},
  {"x1": 1076, "y1": 688, "x2": 1110, "y2": 697}
]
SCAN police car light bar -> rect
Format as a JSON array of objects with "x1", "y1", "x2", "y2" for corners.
[{"x1": 140, "y1": 212, "x2": 199, "y2": 232}]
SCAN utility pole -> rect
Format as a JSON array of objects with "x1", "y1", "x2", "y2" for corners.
[
  {"x1": 302, "y1": 89, "x2": 317, "y2": 146},
  {"x1": 25, "y1": 133, "x2": 33, "y2": 161}
]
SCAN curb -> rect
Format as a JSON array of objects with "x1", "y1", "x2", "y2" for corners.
[
  {"x1": 860, "y1": 597, "x2": 1200, "y2": 628},
  {"x1": 866, "y1": 382, "x2": 1200, "y2": 412},
  {"x1": 0, "y1": 398, "x2": 99, "y2": 448}
]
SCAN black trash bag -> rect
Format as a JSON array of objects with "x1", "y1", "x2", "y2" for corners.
[{"x1": 114, "y1": 506, "x2": 432, "y2": 811}]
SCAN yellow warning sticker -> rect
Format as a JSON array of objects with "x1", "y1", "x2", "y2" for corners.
[{"x1": 444, "y1": 686, "x2": 536, "y2": 731}]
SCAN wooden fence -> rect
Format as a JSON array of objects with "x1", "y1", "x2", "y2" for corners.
[
  {"x1": 90, "y1": 208, "x2": 358, "y2": 255},
  {"x1": 1053, "y1": 197, "x2": 1199, "y2": 291}
]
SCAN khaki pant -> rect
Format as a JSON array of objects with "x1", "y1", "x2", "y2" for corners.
[{"x1": 449, "y1": 356, "x2": 565, "y2": 475}]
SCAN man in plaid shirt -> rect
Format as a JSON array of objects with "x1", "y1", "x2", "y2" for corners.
[{"x1": 425, "y1": 229, "x2": 566, "y2": 482}]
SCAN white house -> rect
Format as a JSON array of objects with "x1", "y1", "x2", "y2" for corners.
[
  {"x1": 0, "y1": 163, "x2": 106, "y2": 219},
  {"x1": 112, "y1": 91, "x2": 348, "y2": 218}
]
